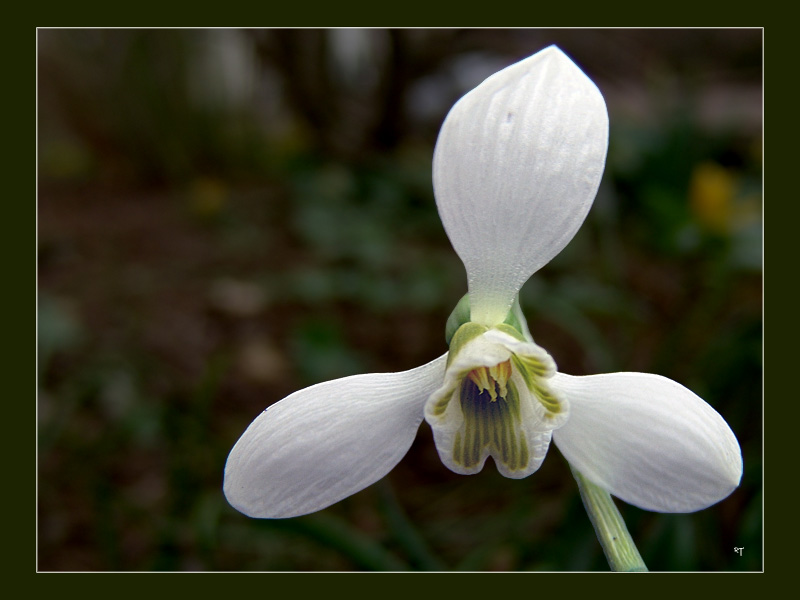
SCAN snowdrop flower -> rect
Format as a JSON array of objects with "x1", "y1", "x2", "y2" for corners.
[{"x1": 224, "y1": 46, "x2": 742, "y2": 520}]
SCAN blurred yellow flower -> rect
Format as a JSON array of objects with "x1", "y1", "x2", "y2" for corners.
[
  {"x1": 189, "y1": 177, "x2": 229, "y2": 218},
  {"x1": 689, "y1": 162, "x2": 735, "y2": 234}
]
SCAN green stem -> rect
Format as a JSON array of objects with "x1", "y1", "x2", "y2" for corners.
[{"x1": 571, "y1": 466, "x2": 648, "y2": 572}]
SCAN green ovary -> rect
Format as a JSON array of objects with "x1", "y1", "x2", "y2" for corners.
[{"x1": 452, "y1": 377, "x2": 530, "y2": 472}]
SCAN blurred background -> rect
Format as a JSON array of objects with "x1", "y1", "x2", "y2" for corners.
[{"x1": 37, "y1": 28, "x2": 762, "y2": 571}]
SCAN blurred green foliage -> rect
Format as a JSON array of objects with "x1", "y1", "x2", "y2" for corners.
[{"x1": 38, "y1": 29, "x2": 762, "y2": 571}]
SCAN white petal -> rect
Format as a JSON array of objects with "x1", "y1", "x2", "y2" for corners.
[
  {"x1": 433, "y1": 46, "x2": 608, "y2": 326},
  {"x1": 551, "y1": 372, "x2": 743, "y2": 513},
  {"x1": 224, "y1": 354, "x2": 448, "y2": 518}
]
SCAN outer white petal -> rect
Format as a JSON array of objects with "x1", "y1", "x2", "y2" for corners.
[
  {"x1": 224, "y1": 354, "x2": 448, "y2": 518},
  {"x1": 433, "y1": 46, "x2": 608, "y2": 326},
  {"x1": 551, "y1": 372, "x2": 743, "y2": 513}
]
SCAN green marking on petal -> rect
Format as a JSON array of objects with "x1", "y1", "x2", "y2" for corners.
[
  {"x1": 511, "y1": 354, "x2": 562, "y2": 415},
  {"x1": 493, "y1": 322, "x2": 526, "y2": 341},
  {"x1": 512, "y1": 352, "x2": 553, "y2": 377},
  {"x1": 429, "y1": 387, "x2": 454, "y2": 417},
  {"x1": 532, "y1": 379, "x2": 562, "y2": 415},
  {"x1": 452, "y1": 379, "x2": 529, "y2": 473},
  {"x1": 511, "y1": 354, "x2": 534, "y2": 390},
  {"x1": 518, "y1": 427, "x2": 529, "y2": 466},
  {"x1": 453, "y1": 430, "x2": 463, "y2": 464},
  {"x1": 446, "y1": 322, "x2": 488, "y2": 367}
]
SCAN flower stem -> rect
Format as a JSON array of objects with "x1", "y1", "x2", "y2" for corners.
[{"x1": 571, "y1": 466, "x2": 648, "y2": 572}]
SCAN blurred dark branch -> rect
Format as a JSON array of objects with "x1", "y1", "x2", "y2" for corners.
[
  {"x1": 370, "y1": 29, "x2": 455, "y2": 152},
  {"x1": 39, "y1": 35, "x2": 125, "y2": 165},
  {"x1": 250, "y1": 30, "x2": 336, "y2": 148},
  {"x1": 248, "y1": 29, "x2": 462, "y2": 160}
]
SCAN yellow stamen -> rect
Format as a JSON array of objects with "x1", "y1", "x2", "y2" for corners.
[
  {"x1": 467, "y1": 360, "x2": 512, "y2": 402},
  {"x1": 468, "y1": 366, "x2": 490, "y2": 395}
]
